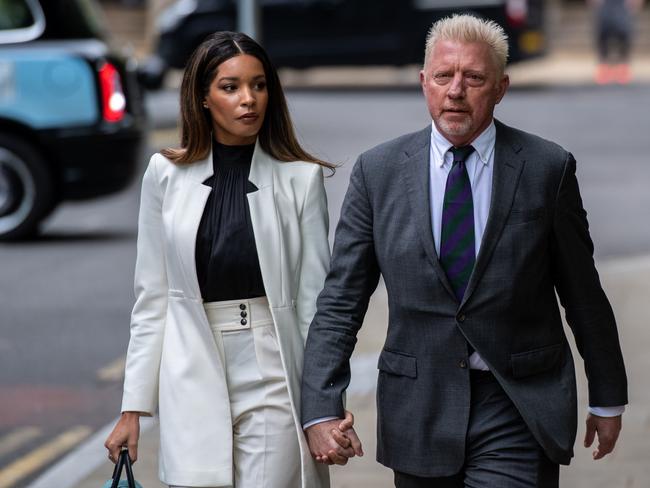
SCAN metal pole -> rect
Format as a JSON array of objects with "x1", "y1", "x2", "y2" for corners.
[{"x1": 237, "y1": 0, "x2": 262, "y2": 41}]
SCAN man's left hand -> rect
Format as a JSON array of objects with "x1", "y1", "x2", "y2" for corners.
[{"x1": 584, "y1": 413, "x2": 622, "y2": 460}]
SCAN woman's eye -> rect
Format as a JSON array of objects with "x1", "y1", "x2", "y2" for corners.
[
  {"x1": 255, "y1": 81, "x2": 267, "y2": 90},
  {"x1": 222, "y1": 85, "x2": 236, "y2": 92}
]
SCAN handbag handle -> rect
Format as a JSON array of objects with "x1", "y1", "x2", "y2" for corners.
[{"x1": 110, "y1": 448, "x2": 136, "y2": 488}]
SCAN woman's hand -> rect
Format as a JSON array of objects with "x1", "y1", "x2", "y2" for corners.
[{"x1": 104, "y1": 411, "x2": 141, "y2": 464}]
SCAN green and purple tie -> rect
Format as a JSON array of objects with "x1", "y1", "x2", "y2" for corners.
[{"x1": 440, "y1": 145, "x2": 476, "y2": 302}]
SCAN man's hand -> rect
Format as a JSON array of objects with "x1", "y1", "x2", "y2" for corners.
[
  {"x1": 305, "y1": 411, "x2": 363, "y2": 465},
  {"x1": 336, "y1": 410, "x2": 364, "y2": 457},
  {"x1": 584, "y1": 413, "x2": 622, "y2": 460}
]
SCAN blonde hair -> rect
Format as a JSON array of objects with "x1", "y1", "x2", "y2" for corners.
[{"x1": 423, "y1": 14, "x2": 509, "y2": 73}]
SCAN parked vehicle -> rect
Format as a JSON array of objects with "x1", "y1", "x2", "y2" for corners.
[
  {"x1": 0, "y1": 0, "x2": 146, "y2": 240},
  {"x1": 138, "y1": 0, "x2": 546, "y2": 90}
]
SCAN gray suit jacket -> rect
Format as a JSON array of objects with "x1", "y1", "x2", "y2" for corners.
[{"x1": 301, "y1": 121, "x2": 627, "y2": 477}]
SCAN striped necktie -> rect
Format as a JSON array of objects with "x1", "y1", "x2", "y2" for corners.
[{"x1": 440, "y1": 145, "x2": 476, "y2": 302}]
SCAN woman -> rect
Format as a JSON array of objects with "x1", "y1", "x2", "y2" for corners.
[{"x1": 104, "y1": 32, "x2": 355, "y2": 488}]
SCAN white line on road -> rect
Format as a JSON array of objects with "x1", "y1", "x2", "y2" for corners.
[
  {"x1": 25, "y1": 417, "x2": 157, "y2": 488},
  {"x1": 0, "y1": 426, "x2": 91, "y2": 488},
  {"x1": 0, "y1": 427, "x2": 42, "y2": 459},
  {"x1": 96, "y1": 356, "x2": 126, "y2": 382}
]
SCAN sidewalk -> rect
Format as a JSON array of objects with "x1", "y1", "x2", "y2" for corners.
[{"x1": 69, "y1": 254, "x2": 650, "y2": 488}]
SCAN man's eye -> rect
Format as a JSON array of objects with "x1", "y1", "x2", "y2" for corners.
[{"x1": 434, "y1": 73, "x2": 452, "y2": 83}]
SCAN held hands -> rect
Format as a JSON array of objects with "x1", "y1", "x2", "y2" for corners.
[
  {"x1": 584, "y1": 413, "x2": 622, "y2": 460},
  {"x1": 104, "y1": 411, "x2": 141, "y2": 464},
  {"x1": 305, "y1": 410, "x2": 364, "y2": 466}
]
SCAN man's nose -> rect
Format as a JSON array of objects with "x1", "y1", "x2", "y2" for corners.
[{"x1": 447, "y1": 73, "x2": 465, "y2": 98}]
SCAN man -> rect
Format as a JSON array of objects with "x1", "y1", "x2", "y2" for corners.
[{"x1": 301, "y1": 14, "x2": 627, "y2": 488}]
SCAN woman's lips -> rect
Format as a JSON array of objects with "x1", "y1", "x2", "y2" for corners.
[{"x1": 238, "y1": 113, "x2": 259, "y2": 124}]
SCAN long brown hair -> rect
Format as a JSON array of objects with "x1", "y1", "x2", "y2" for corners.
[{"x1": 161, "y1": 31, "x2": 334, "y2": 172}]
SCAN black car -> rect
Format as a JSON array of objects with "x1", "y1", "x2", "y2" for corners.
[
  {"x1": 0, "y1": 0, "x2": 146, "y2": 240},
  {"x1": 139, "y1": 0, "x2": 546, "y2": 89}
]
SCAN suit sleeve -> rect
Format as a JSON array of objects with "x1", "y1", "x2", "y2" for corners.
[
  {"x1": 295, "y1": 165, "x2": 331, "y2": 343},
  {"x1": 301, "y1": 155, "x2": 381, "y2": 424},
  {"x1": 551, "y1": 152, "x2": 627, "y2": 407},
  {"x1": 121, "y1": 154, "x2": 168, "y2": 415}
]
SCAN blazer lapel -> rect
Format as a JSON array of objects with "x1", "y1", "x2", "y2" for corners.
[
  {"x1": 172, "y1": 150, "x2": 213, "y2": 298},
  {"x1": 461, "y1": 121, "x2": 525, "y2": 307},
  {"x1": 402, "y1": 126, "x2": 456, "y2": 301},
  {"x1": 247, "y1": 142, "x2": 284, "y2": 307}
]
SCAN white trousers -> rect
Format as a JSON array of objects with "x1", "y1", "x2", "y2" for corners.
[{"x1": 171, "y1": 296, "x2": 301, "y2": 488}]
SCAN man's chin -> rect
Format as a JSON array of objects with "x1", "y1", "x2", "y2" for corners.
[{"x1": 438, "y1": 120, "x2": 472, "y2": 140}]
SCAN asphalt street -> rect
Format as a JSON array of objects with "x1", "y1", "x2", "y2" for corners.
[{"x1": 1, "y1": 84, "x2": 649, "y2": 487}]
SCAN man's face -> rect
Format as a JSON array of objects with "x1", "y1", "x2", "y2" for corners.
[{"x1": 420, "y1": 40, "x2": 509, "y2": 147}]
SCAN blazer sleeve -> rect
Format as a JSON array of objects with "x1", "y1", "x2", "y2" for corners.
[
  {"x1": 295, "y1": 165, "x2": 331, "y2": 343},
  {"x1": 121, "y1": 154, "x2": 168, "y2": 415},
  {"x1": 551, "y1": 152, "x2": 628, "y2": 407},
  {"x1": 301, "y1": 155, "x2": 381, "y2": 424}
]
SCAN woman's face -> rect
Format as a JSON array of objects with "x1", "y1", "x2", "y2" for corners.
[{"x1": 203, "y1": 54, "x2": 268, "y2": 145}]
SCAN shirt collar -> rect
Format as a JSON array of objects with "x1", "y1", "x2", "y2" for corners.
[{"x1": 430, "y1": 120, "x2": 496, "y2": 168}]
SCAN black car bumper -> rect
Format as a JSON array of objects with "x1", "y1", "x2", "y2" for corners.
[{"x1": 41, "y1": 121, "x2": 145, "y2": 200}]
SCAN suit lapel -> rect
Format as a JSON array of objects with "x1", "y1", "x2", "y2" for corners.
[
  {"x1": 402, "y1": 126, "x2": 456, "y2": 301},
  {"x1": 173, "y1": 150, "x2": 213, "y2": 298},
  {"x1": 247, "y1": 142, "x2": 284, "y2": 307},
  {"x1": 461, "y1": 121, "x2": 525, "y2": 307}
]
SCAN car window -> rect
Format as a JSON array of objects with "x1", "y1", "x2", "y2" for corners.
[
  {"x1": 39, "y1": 0, "x2": 109, "y2": 40},
  {"x1": 0, "y1": 0, "x2": 34, "y2": 30},
  {"x1": 0, "y1": 0, "x2": 45, "y2": 42}
]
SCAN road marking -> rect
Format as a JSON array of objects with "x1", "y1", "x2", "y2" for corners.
[
  {"x1": 0, "y1": 427, "x2": 42, "y2": 458},
  {"x1": 0, "y1": 426, "x2": 91, "y2": 488},
  {"x1": 97, "y1": 356, "x2": 126, "y2": 382},
  {"x1": 26, "y1": 416, "x2": 158, "y2": 488}
]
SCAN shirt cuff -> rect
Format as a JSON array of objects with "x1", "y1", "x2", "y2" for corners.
[
  {"x1": 302, "y1": 416, "x2": 340, "y2": 430},
  {"x1": 588, "y1": 405, "x2": 626, "y2": 417}
]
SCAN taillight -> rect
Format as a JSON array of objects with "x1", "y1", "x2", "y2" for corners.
[
  {"x1": 506, "y1": 0, "x2": 528, "y2": 27},
  {"x1": 98, "y1": 62, "x2": 126, "y2": 123}
]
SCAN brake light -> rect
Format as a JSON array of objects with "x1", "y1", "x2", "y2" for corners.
[
  {"x1": 506, "y1": 0, "x2": 528, "y2": 27},
  {"x1": 98, "y1": 62, "x2": 126, "y2": 122}
]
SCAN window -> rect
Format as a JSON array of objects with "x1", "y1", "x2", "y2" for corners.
[{"x1": 0, "y1": 0, "x2": 45, "y2": 43}]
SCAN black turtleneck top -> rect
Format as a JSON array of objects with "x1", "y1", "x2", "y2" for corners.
[{"x1": 195, "y1": 141, "x2": 266, "y2": 302}]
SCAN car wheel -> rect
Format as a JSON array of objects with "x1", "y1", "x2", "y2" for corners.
[{"x1": 0, "y1": 135, "x2": 54, "y2": 240}]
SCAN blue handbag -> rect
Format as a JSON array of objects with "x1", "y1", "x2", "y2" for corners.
[{"x1": 103, "y1": 449, "x2": 144, "y2": 488}]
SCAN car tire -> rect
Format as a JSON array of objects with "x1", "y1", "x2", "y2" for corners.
[{"x1": 0, "y1": 134, "x2": 54, "y2": 240}]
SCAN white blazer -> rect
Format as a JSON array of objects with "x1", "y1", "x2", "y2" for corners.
[{"x1": 121, "y1": 142, "x2": 331, "y2": 487}]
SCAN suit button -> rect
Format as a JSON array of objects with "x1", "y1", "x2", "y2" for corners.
[
  {"x1": 241, "y1": 319, "x2": 248, "y2": 325},
  {"x1": 459, "y1": 359, "x2": 468, "y2": 369},
  {"x1": 239, "y1": 303, "x2": 246, "y2": 310},
  {"x1": 457, "y1": 314, "x2": 466, "y2": 322},
  {"x1": 240, "y1": 311, "x2": 247, "y2": 318}
]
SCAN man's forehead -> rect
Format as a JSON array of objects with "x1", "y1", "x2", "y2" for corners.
[{"x1": 429, "y1": 40, "x2": 496, "y2": 69}]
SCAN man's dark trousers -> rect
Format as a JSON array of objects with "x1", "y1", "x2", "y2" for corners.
[{"x1": 394, "y1": 371, "x2": 559, "y2": 488}]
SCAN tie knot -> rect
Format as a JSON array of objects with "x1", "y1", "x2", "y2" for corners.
[{"x1": 450, "y1": 145, "x2": 475, "y2": 164}]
